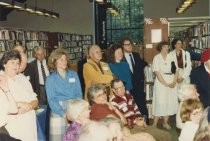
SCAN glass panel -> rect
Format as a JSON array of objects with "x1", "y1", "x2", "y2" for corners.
[{"x1": 106, "y1": 0, "x2": 144, "y2": 44}]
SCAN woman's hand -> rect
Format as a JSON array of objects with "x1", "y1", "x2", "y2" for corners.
[
  {"x1": 177, "y1": 77, "x2": 184, "y2": 83},
  {"x1": 17, "y1": 102, "x2": 32, "y2": 115}
]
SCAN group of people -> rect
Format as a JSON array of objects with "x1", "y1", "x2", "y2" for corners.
[
  {"x1": 0, "y1": 35, "x2": 210, "y2": 141},
  {"x1": 151, "y1": 38, "x2": 210, "y2": 141}
]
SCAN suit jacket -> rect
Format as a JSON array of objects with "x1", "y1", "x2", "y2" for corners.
[
  {"x1": 129, "y1": 52, "x2": 147, "y2": 91},
  {"x1": 83, "y1": 59, "x2": 113, "y2": 100},
  {"x1": 77, "y1": 58, "x2": 87, "y2": 95},
  {"x1": 190, "y1": 64, "x2": 210, "y2": 108},
  {"x1": 26, "y1": 60, "x2": 41, "y2": 96}
]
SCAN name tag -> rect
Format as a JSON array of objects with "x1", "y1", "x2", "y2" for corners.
[
  {"x1": 103, "y1": 66, "x2": 109, "y2": 71},
  {"x1": 69, "y1": 78, "x2": 75, "y2": 83}
]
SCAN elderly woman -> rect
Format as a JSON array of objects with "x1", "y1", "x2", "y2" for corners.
[
  {"x1": 88, "y1": 83, "x2": 127, "y2": 124},
  {"x1": 152, "y1": 41, "x2": 179, "y2": 129},
  {"x1": 83, "y1": 44, "x2": 113, "y2": 100},
  {"x1": 46, "y1": 48, "x2": 82, "y2": 141},
  {"x1": 0, "y1": 50, "x2": 38, "y2": 141}
]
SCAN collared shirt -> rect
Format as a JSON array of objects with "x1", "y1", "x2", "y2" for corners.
[
  {"x1": 45, "y1": 70, "x2": 82, "y2": 116},
  {"x1": 37, "y1": 59, "x2": 49, "y2": 85},
  {"x1": 124, "y1": 52, "x2": 134, "y2": 73}
]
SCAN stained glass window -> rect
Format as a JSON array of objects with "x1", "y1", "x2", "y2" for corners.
[{"x1": 106, "y1": 0, "x2": 144, "y2": 44}]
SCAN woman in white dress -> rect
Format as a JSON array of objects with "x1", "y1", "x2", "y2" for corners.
[
  {"x1": 152, "y1": 41, "x2": 179, "y2": 129},
  {"x1": 0, "y1": 50, "x2": 38, "y2": 141},
  {"x1": 170, "y1": 38, "x2": 192, "y2": 88}
]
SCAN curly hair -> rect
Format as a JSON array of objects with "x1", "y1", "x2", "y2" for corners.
[
  {"x1": 156, "y1": 41, "x2": 169, "y2": 52},
  {"x1": 47, "y1": 48, "x2": 71, "y2": 71},
  {"x1": 107, "y1": 44, "x2": 123, "y2": 63},
  {"x1": 120, "y1": 36, "x2": 133, "y2": 46},
  {"x1": 180, "y1": 99, "x2": 203, "y2": 122},
  {"x1": 87, "y1": 84, "x2": 106, "y2": 105}
]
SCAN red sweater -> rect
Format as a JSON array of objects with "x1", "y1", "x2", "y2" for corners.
[{"x1": 90, "y1": 103, "x2": 119, "y2": 121}]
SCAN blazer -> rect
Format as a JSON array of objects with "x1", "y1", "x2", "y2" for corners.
[
  {"x1": 83, "y1": 59, "x2": 113, "y2": 100},
  {"x1": 190, "y1": 64, "x2": 210, "y2": 108},
  {"x1": 26, "y1": 60, "x2": 41, "y2": 96},
  {"x1": 127, "y1": 52, "x2": 148, "y2": 91}
]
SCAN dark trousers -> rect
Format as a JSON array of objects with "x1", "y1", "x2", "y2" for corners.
[
  {"x1": 131, "y1": 88, "x2": 149, "y2": 124},
  {"x1": 39, "y1": 85, "x2": 47, "y2": 105}
]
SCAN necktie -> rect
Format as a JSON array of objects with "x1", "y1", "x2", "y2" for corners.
[
  {"x1": 129, "y1": 54, "x2": 135, "y2": 72},
  {"x1": 40, "y1": 61, "x2": 46, "y2": 83}
]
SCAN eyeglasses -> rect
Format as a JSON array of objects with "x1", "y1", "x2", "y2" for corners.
[
  {"x1": 95, "y1": 92, "x2": 106, "y2": 98},
  {"x1": 114, "y1": 86, "x2": 125, "y2": 91},
  {"x1": 123, "y1": 43, "x2": 131, "y2": 46}
]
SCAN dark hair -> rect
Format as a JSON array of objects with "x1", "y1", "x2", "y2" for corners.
[
  {"x1": 107, "y1": 44, "x2": 123, "y2": 63},
  {"x1": 110, "y1": 79, "x2": 122, "y2": 89},
  {"x1": 0, "y1": 50, "x2": 21, "y2": 70},
  {"x1": 171, "y1": 38, "x2": 183, "y2": 50},
  {"x1": 156, "y1": 41, "x2": 169, "y2": 52},
  {"x1": 120, "y1": 36, "x2": 133, "y2": 46}
]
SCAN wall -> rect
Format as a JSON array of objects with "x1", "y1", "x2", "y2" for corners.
[
  {"x1": 0, "y1": 0, "x2": 94, "y2": 34},
  {"x1": 144, "y1": 0, "x2": 209, "y2": 18}
]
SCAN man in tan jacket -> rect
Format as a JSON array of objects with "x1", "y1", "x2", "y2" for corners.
[{"x1": 83, "y1": 44, "x2": 113, "y2": 100}]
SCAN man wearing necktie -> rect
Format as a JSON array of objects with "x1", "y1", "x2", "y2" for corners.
[
  {"x1": 27, "y1": 46, "x2": 49, "y2": 105},
  {"x1": 190, "y1": 48, "x2": 210, "y2": 108},
  {"x1": 121, "y1": 37, "x2": 149, "y2": 123}
]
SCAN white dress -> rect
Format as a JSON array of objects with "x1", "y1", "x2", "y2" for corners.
[
  {"x1": 3, "y1": 73, "x2": 38, "y2": 141},
  {"x1": 0, "y1": 91, "x2": 10, "y2": 127},
  {"x1": 152, "y1": 53, "x2": 179, "y2": 116}
]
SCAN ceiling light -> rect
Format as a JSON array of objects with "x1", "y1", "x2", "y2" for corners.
[
  {"x1": 176, "y1": 0, "x2": 197, "y2": 14},
  {"x1": 0, "y1": 0, "x2": 59, "y2": 19}
]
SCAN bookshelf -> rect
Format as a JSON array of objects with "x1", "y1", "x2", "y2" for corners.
[
  {"x1": 50, "y1": 33, "x2": 92, "y2": 64},
  {"x1": 0, "y1": 28, "x2": 48, "y2": 58},
  {"x1": 144, "y1": 65, "x2": 155, "y2": 119}
]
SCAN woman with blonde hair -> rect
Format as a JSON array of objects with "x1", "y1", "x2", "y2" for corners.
[{"x1": 46, "y1": 48, "x2": 82, "y2": 141}]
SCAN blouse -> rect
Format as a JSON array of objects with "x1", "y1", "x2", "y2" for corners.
[{"x1": 46, "y1": 70, "x2": 82, "y2": 116}]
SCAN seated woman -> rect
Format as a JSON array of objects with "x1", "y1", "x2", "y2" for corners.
[
  {"x1": 62, "y1": 99, "x2": 90, "y2": 141},
  {"x1": 179, "y1": 99, "x2": 203, "y2": 141},
  {"x1": 0, "y1": 74, "x2": 20, "y2": 141},
  {"x1": 0, "y1": 50, "x2": 38, "y2": 141}
]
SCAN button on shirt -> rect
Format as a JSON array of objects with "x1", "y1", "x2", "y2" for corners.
[
  {"x1": 124, "y1": 53, "x2": 135, "y2": 73},
  {"x1": 37, "y1": 59, "x2": 49, "y2": 85}
]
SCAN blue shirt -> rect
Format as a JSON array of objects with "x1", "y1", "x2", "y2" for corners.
[
  {"x1": 46, "y1": 70, "x2": 82, "y2": 116},
  {"x1": 109, "y1": 61, "x2": 133, "y2": 91}
]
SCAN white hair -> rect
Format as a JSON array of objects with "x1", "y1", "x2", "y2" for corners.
[
  {"x1": 66, "y1": 99, "x2": 89, "y2": 121},
  {"x1": 178, "y1": 84, "x2": 196, "y2": 101},
  {"x1": 78, "y1": 121, "x2": 112, "y2": 141}
]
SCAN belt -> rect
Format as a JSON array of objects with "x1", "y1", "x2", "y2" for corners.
[
  {"x1": 39, "y1": 84, "x2": 45, "y2": 86},
  {"x1": 164, "y1": 73, "x2": 173, "y2": 75}
]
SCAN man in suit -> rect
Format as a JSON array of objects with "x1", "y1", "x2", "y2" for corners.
[
  {"x1": 190, "y1": 48, "x2": 210, "y2": 108},
  {"x1": 121, "y1": 37, "x2": 149, "y2": 123},
  {"x1": 27, "y1": 46, "x2": 49, "y2": 105}
]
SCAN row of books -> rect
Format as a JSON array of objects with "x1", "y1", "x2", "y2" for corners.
[
  {"x1": 0, "y1": 30, "x2": 48, "y2": 41},
  {"x1": 191, "y1": 36, "x2": 210, "y2": 49},
  {"x1": 58, "y1": 34, "x2": 92, "y2": 41}
]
